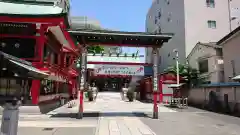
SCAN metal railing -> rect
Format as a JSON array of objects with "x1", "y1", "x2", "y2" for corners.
[{"x1": 170, "y1": 97, "x2": 188, "y2": 108}]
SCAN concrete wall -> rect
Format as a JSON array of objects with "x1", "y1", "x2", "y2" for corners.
[
  {"x1": 188, "y1": 86, "x2": 240, "y2": 112},
  {"x1": 222, "y1": 31, "x2": 240, "y2": 82}
]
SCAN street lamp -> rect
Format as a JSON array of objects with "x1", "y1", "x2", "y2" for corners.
[{"x1": 173, "y1": 49, "x2": 179, "y2": 86}]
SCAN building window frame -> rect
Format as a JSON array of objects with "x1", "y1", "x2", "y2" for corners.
[
  {"x1": 154, "y1": 17, "x2": 158, "y2": 24},
  {"x1": 206, "y1": 0, "x2": 215, "y2": 8},
  {"x1": 198, "y1": 59, "x2": 209, "y2": 74},
  {"x1": 165, "y1": 0, "x2": 170, "y2": 5},
  {"x1": 207, "y1": 20, "x2": 217, "y2": 29},
  {"x1": 158, "y1": 10, "x2": 161, "y2": 19}
]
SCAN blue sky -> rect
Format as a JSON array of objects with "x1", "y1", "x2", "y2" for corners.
[{"x1": 70, "y1": 0, "x2": 152, "y2": 57}]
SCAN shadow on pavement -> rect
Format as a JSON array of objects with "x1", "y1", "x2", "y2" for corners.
[
  {"x1": 100, "y1": 112, "x2": 151, "y2": 118},
  {"x1": 50, "y1": 112, "x2": 100, "y2": 118},
  {"x1": 50, "y1": 112, "x2": 151, "y2": 118}
]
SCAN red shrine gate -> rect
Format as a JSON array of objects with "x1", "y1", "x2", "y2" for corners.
[{"x1": 69, "y1": 30, "x2": 173, "y2": 119}]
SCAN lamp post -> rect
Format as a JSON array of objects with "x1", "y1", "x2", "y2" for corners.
[
  {"x1": 173, "y1": 49, "x2": 179, "y2": 86},
  {"x1": 227, "y1": 0, "x2": 232, "y2": 32}
]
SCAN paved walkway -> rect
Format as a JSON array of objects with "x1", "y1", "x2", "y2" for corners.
[
  {"x1": 0, "y1": 92, "x2": 176, "y2": 135},
  {"x1": 87, "y1": 92, "x2": 175, "y2": 135},
  {"x1": 49, "y1": 92, "x2": 175, "y2": 135}
]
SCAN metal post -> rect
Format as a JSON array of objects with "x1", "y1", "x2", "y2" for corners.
[
  {"x1": 0, "y1": 99, "x2": 21, "y2": 135},
  {"x1": 173, "y1": 49, "x2": 179, "y2": 86},
  {"x1": 227, "y1": 0, "x2": 232, "y2": 32},
  {"x1": 152, "y1": 48, "x2": 159, "y2": 119},
  {"x1": 77, "y1": 47, "x2": 87, "y2": 119}
]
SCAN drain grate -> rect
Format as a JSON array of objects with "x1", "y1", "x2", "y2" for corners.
[
  {"x1": 216, "y1": 124, "x2": 224, "y2": 127},
  {"x1": 43, "y1": 128, "x2": 54, "y2": 131}
]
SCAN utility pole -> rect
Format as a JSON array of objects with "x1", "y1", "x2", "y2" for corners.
[
  {"x1": 173, "y1": 49, "x2": 179, "y2": 86},
  {"x1": 227, "y1": 0, "x2": 232, "y2": 32}
]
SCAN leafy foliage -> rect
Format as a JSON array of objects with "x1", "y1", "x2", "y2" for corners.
[
  {"x1": 164, "y1": 63, "x2": 206, "y2": 87},
  {"x1": 87, "y1": 45, "x2": 104, "y2": 53}
]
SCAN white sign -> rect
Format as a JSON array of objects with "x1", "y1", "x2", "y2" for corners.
[
  {"x1": 153, "y1": 53, "x2": 158, "y2": 91},
  {"x1": 94, "y1": 65, "x2": 144, "y2": 76},
  {"x1": 87, "y1": 55, "x2": 142, "y2": 63}
]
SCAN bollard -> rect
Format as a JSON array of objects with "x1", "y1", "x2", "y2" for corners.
[
  {"x1": 60, "y1": 98, "x2": 65, "y2": 105},
  {"x1": 0, "y1": 99, "x2": 20, "y2": 135}
]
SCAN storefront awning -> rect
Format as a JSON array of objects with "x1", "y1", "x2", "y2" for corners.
[{"x1": 0, "y1": 51, "x2": 48, "y2": 79}]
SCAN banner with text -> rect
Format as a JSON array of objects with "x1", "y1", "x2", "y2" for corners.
[{"x1": 94, "y1": 65, "x2": 144, "y2": 76}]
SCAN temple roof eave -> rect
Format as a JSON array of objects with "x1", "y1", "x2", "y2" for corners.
[{"x1": 0, "y1": 1, "x2": 64, "y2": 15}]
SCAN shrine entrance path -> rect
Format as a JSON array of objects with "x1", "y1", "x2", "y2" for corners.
[{"x1": 83, "y1": 92, "x2": 175, "y2": 135}]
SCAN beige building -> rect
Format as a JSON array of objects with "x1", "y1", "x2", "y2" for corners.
[
  {"x1": 188, "y1": 26, "x2": 240, "y2": 113},
  {"x1": 218, "y1": 26, "x2": 240, "y2": 82},
  {"x1": 187, "y1": 42, "x2": 224, "y2": 83}
]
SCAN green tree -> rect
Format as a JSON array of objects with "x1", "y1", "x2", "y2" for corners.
[
  {"x1": 87, "y1": 45, "x2": 104, "y2": 53},
  {"x1": 164, "y1": 64, "x2": 206, "y2": 87}
]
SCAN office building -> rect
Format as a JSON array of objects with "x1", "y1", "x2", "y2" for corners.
[{"x1": 145, "y1": 0, "x2": 239, "y2": 71}]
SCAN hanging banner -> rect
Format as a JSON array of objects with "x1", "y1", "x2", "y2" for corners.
[{"x1": 94, "y1": 65, "x2": 144, "y2": 76}]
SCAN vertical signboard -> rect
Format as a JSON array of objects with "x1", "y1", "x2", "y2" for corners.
[
  {"x1": 80, "y1": 50, "x2": 87, "y2": 91},
  {"x1": 152, "y1": 50, "x2": 158, "y2": 92}
]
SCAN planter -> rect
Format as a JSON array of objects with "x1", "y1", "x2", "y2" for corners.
[
  {"x1": 127, "y1": 90, "x2": 135, "y2": 102},
  {"x1": 88, "y1": 91, "x2": 94, "y2": 101}
]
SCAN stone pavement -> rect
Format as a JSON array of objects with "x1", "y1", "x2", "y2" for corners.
[
  {"x1": 83, "y1": 92, "x2": 175, "y2": 135},
  {"x1": 50, "y1": 92, "x2": 175, "y2": 135}
]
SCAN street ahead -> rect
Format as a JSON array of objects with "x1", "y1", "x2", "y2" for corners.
[{"x1": 1, "y1": 92, "x2": 239, "y2": 135}]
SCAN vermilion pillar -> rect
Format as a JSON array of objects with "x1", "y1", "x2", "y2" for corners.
[
  {"x1": 159, "y1": 76, "x2": 163, "y2": 103},
  {"x1": 77, "y1": 46, "x2": 87, "y2": 119},
  {"x1": 152, "y1": 47, "x2": 159, "y2": 119},
  {"x1": 30, "y1": 80, "x2": 41, "y2": 105}
]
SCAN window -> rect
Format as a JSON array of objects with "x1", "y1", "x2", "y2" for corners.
[
  {"x1": 207, "y1": 20, "x2": 216, "y2": 28},
  {"x1": 158, "y1": 11, "x2": 161, "y2": 19},
  {"x1": 167, "y1": 17, "x2": 171, "y2": 22},
  {"x1": 198, "y1": 59, "x2": 209, "y2": 74},
  {"x1": 154, "y1": 17, "x2": 158, "y2": 24},
  {"x1": 206, "y1": 0, "x2": 215, "y2": 8},
  {"x1": 167, "y1": 12, "x2": 172, "y2": 22},
  {"x1": 165, "y1": 0, "x2": 170, "y2": 5},
  {"x1": 158, "y1": 27, "x2": 162, "y2": 33}
]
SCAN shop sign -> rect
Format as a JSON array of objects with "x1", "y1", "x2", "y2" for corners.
[{"x1": 94, "y1": 65, "x2": 144, "y2": 76}]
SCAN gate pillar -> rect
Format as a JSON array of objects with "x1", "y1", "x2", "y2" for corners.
[
  {"x1": 77, "y1": 46, "x2": 87, "y2": 119},
  {"x1": 152, "y1": 47, "x2": 159, "y2": 119}
]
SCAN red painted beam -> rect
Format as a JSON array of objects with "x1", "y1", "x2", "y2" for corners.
[
  {"x1": 0, "y1": 16, "x2": 64, "y2": 24},
  {"x1": 81, "y1": 43, "x2": 158, "y2": 48},
  {"x1": 0, "y1": 34, "x2": 36, "y2": 39},
  {"x1": 87, "y1": 61, "x2": 152, "y2": 66}
]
